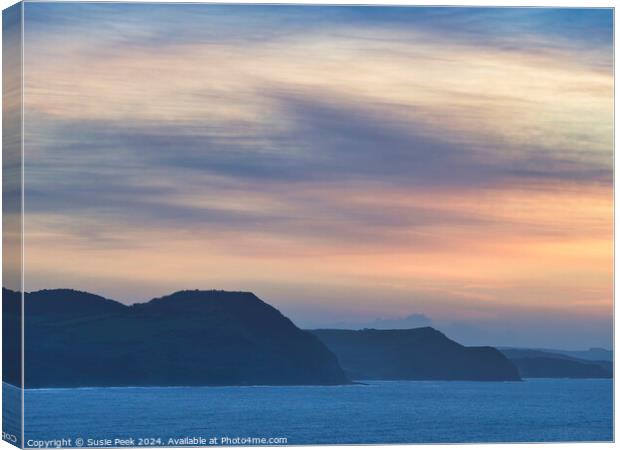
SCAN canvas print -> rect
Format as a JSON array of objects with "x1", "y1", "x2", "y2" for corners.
[{"x1": 2, "y1": 2, "x2": 614, "y2": 447}]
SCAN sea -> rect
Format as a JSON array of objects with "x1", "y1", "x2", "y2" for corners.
[{"x1": 3, "y1": 379, "x2": 613, "y2": 447}]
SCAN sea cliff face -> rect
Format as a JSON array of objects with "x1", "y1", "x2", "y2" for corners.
[
  {"x1": 3, "y1": 288, "x2": 349, "y2": 388},
  {"x1": 499, "y1": 348, "x2": 612, "y2": 379},
  {"x1": 311, "y1": 328, "x2": 521, "y2": 381},
  {"x1": 5, "y1": 288, "x2": 557, "y2": 387},
  {"x1": 2, "y1": 288, "x2": 21, "y2": 387}
]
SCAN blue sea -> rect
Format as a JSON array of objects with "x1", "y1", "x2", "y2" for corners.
[{"x1": 3, "y1": 379, "x2": 613, "y2": 447}]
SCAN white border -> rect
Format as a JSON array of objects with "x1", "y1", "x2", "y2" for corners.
[
  {"x1": 0, "y1": 2, "x2": 616, "y2": 450},
  {"x1": 0, "y1": 0, "x2": 617, "y2": 5}
]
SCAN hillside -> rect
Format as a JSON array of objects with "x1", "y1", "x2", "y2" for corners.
[
  {"x1": 500, "y1": 348, "x2": 612, "y2": 379},
  {"x1": 3, "y1": 288, "x2": 349, "y2": 387},
  {"x1": 311, "y1": 328, "x2": 521, "y2": 381}
]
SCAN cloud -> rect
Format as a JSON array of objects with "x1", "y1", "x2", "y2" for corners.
[
  {"x1": 23, "y1": 5, "x2": 613, "y2": 63},
  {"x1": 23, "y1": 85, "x2": 611, "y2": 231},
  {"x1": 16, "y1": 4, "x2": 613, "y2": 349},
  {"x1": 21, "y1": 79, "x2": 611, "y2": 262}
]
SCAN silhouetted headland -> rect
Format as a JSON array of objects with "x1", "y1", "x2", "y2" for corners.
[
  {"x1": 3, "y1": 288, "x2": 349, "y2": 388},
  {"x1": 499, "y1": 348, "x2": 612, "y2": 379},
  {"x1": 310, "y1": 328, "x2": 521, "y2": 381},
  {"x1": 8, "y1": 288, "x2": 608, "y2": 387}
]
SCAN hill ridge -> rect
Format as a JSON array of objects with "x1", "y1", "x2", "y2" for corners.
[{"x1": 3, "y1": 287, "x2": 350, "y2": 388}]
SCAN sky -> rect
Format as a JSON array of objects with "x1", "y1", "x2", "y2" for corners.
[{"x1": 13, "y1": 4, "x2": 613, "y2": 348}]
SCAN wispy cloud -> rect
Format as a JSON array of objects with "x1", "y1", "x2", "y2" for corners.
[{"x1": 19, "y1": 4, "x2": 613, "y2": 348}]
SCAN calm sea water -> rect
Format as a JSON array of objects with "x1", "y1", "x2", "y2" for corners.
[{"x1": 3, "y1": 379, "x2": 613, "y2": 447}]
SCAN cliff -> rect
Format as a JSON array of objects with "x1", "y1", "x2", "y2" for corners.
[
  {"x1": 311, "y1": 328, "x2": 521, "y2": 381},
  {"x1": 3, "y1": 288, "x2": 349, "y2": 387}
]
